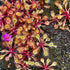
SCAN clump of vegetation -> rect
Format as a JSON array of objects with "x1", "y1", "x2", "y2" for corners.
[{"x1": 0, "y1": 0, "x2": 69, "y2": 70}]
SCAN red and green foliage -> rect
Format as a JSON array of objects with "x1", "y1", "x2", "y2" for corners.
[{"x1": 0, "y1": 0, "x2": 69, "y2": 70}]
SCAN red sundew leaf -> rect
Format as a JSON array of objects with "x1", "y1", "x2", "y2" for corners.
[
  {"x1": 35, "y1": 28, "x2": 40, "y2": 34},
  {"x1": 2, "y1": 5, "x2": 8, "y2": 13},
  {"x1": 55, "y1": 1, "x2": 61, "y2": 6},
  {"x1": 32, "y1": 2, "x2": 37, "y2": 9},
  {"x1": 11, "y1": 7, "x2": 16, "y2": 12},
  {"x1": 15, "y1": 53, "x2": 23, "y2": 60},
  {"x1": 12, "y1": 15, "x2": 17, "y2": 26},
  {"x1": 27, "y1": 41, "x2": 36, "y2": 49},
  {"x1": 51, "y1": 11, "x2": 55, "y2": 18},
  {"x1": 63, "y1": 0, "x2": 68, "y2": 9},
  {"x1": 8, "y1": 10, "x2": 14, "y2": 15},
  {"x1": 44, "y1": 5, "x2": 50, "y2": 9},
  {"x1": 43, "y1": 47, "x2": 49, "y2": 56},
  {"x1": 60, "y1": 25, "x2": 65, "y2": 30},
  {"x1": 0, "y1": 12, "x2": 4, "y2": 19},
  {"x1": 34, "y1": 61, "x2": 41, "y2": 67},
  {"x1": 39, "y1": 9, "x2": 44, "y2": 14},
  {"x1": 24, "y1": 3, "x2": 31, "y2": 11},
  {"x1": 15, "y1": 1, "x2": 21, "y2": 9},
  {"x1": 42, "y1": 15, "x2": 48, "y2": 20},
  {"x1": 14, "y1": 56, "x2": 20, "y2": 64},
  {"x1": 26, "y1": 18, "x2": 33, "y2": 24},
  {"x1": 54, "y1": 23, "x2": 59, "y2": 29},
  {"x1": 32, "y1": 47, "x2": 39, "y2": 55},
  {"x1": 5, "y1": 54, "x2": 12, "y2": 61},
  {"x1": 4, "y1": 24, "x2": 11, "y2": 30},
  {"x1": 45, "y1": 0, "x2": 50, "y2": 4},
  {"x1": 15, "y1": 12, "x2": 23, "y2": 17},
  {"x1": 25, "y1": 60, "x2": 35, "y2": 66},
  {"x1": 5, "y1": 17, "x2": 11, "y2": 24},
  {"x1": 16, "y1": 47, "x2": 24, "y2": 53},
  {"x1": 4, "y1": 0, "x2": 11, "y2": 8},
  {"x1": 44, "y1": 21, "x2": 50, "y2": 25},
  {"x1": 38, "y1": 0, "x2": 45, "y2": 6},
  {"x1": 0, "y1": 49, "x2": 9, "y2": 60},
  {"x1": 55, "y1": 1, "x2": 63, "y2": 10},
  {"x1": 0, "y1": 23, "x2": 4, "y2": 32},
  {"x1": 57, "y1": 14, "x2": 63, "y2": 19},
  {"x1": 0, "y1": 54, "x2": 7, "y2": 60}
]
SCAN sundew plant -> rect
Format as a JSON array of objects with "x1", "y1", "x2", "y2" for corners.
[{"x1": 0, "y1": 0, "x2": 70, "y2": 70}]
